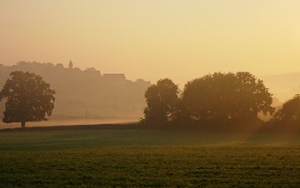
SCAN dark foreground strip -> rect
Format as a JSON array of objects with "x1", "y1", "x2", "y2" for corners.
[{"x1": 0, "y1": 122, "x2": 141, "y2": 132}]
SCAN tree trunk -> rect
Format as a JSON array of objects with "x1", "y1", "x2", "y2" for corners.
[{"x1": 21, "y1": 121, "x2": 25, "y2": 128}]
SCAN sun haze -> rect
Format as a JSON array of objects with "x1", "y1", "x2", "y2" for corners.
[{"x1": 1, "y1": 0, "x2": 300, "y2": 86}]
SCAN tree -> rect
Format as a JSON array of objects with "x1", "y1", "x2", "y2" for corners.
[
  {"x1": 181, "y1": 72, "x2": 275, "y2": 123},
  {"x1": 271, "y1": 94, "x2": 300, "y2": 123},
  {"x1": 142, "y1": 78, "x2": 179, "y2": 125},
  {"x1": 0, "y1": 71, "x2": 55, "y2": 128}
]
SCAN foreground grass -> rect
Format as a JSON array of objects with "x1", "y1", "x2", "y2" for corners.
[{"x1": 0, "y1": 129, "x2": 300, "y2": 187}]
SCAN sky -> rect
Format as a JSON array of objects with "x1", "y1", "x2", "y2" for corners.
[{"x1": 1, "y1": 0, "x2": 300, "y2": 87}]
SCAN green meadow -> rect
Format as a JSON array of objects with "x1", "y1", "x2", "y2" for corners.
[{"x1": 1, "y1": 129, "x2": 300, "y2": 187}]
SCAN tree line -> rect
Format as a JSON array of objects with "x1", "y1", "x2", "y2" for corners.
[
  {"x1": 142, "y1": 72, "x2": 300, "y2": 128},
  {"x1": 1, "y1": 71, "x2": 300, "y2": 128}
]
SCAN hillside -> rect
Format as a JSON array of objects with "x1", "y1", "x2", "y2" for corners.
[{"x1": 0, "y1": 62, "x2": 150, "y2": 125}]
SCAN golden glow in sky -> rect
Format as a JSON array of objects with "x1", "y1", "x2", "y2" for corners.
[{"x1": 1, "y1": 0, "x2": 300, "y2": 85}]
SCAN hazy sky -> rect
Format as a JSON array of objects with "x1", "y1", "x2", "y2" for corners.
[{"x1": 1, "y1": 0, "x2": 300, "y2": 86}]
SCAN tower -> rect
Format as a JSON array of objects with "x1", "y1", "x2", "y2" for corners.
[{"x1": 69, "y1": 60, "x2": 73, "y2": 69}]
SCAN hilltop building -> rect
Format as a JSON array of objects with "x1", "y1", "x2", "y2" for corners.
[
  {"x1": 69, "y1": 61, "x2": 73, "y2": 69},
  {"x1": 102, "y1": 74, "x2": 126, "y2": 81}
]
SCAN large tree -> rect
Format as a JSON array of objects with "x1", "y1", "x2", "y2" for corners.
[
  {"x1": 181, "y1": 72, "x2": 275, "y2": 123},
  {"x1": 142, "y1": 78, "x2": 179, "y2": 125},
  {"x1": 0, "y1": 71, "x2": 55, "y2": 128}
]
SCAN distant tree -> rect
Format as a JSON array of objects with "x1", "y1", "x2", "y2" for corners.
[
  {"x1": 0, "y1": 71, "x2": 55, "y2": 128},
  {"x1": 56, "y1": 63, "x2": 64, "y2": 69},
  {"x1": 181, "y1": 72, "x2": 275, "y2": 123},
  {"x1": 85, "y1": 67, "x2": 101, "y2": 75},
  {"x1": 271, "y1": 94, "x2": 300, "y2": 123},
  {"x1": 142, "y1": 78, "x2": 179, "y2": 125}
]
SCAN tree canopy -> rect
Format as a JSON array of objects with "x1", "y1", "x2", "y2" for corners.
[
  {"x1": 142, "y1": 78, "x2": 179, "y2": 125},
  {"x1": 271, "y1": 94, "x2": 300, "y2": 123},
  {"x1": 181, "y1": 72, "x2": 275, "y2": 123},
  {"x1": 0, "y1": 71, "x2": 55, "y2": 128}
]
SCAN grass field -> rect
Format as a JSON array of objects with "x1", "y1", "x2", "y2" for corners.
[{"x1": 1, "y1": 129, "x2": 300, "y2": 187}]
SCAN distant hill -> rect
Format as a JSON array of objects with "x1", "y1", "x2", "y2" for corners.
[{"x1": 0, "y1": 62, "x2": 151, "y2": 122}]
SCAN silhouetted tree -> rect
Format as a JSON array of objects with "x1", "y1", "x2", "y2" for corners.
[
  {"x1": 142, "y1": 78, "x2": 179, "y2": 125},
  {"x1": 0, "y1": 71, "x2": 55, "y2": 128},
  {"x1": 271, "y1": 94, "x2": 300, "y2": 123},
  {"x1": 181, "y1": 72, "x2": 275, "y2": 124}
]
